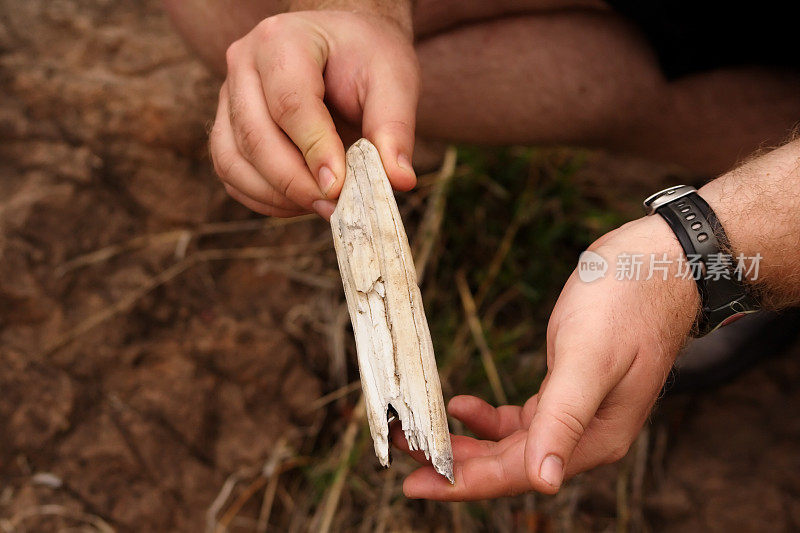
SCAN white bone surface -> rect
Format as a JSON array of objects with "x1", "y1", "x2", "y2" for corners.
[{"x1": 330, "y1": 139, "x2": 454, "y2": 482}]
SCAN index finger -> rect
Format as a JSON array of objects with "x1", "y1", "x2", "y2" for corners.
[
  {"x1": 361, "y1": 57, "x2": 419, "y2": 191},
  {"x1": 257, "y1": 40, "x2": 346, "y2": 199},
  {"x1": 403, "y1": 431, "x2": 530, "y2": 501},
  {"x1": 447, "y1": 395, "x2": 532, "y2": 441}
]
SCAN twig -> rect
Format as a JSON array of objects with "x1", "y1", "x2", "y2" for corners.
[
  {"x1": 256, "y1": 475, "x2": 280, "y2": 533},
  {"x1": 442, "y1": 174, "x2": 539, "y2": 383},
  {"x1": 482, "y1": 286, "x2": 522, "y2": 332},
  {"x1": 190, "y1": 239, "x2": 330, "y2": 262},
  {"x1": 455, "y1": 270, "x2": 507, "y2": 404},
  {"x1": 44, "y1": 256, "x2": 197, "y2": 358},
  {"x1": 616, "y1": 453, "x2": 632, "y2": 533},
  {"x1": 276, "y1": 485, "x2": 294, "y2": 514},
  {"x1": 56, "y1": 215, "x2": 316, "y2": 276},
  {"x1": 287, "y1": 484, "x2": 313, "y2": 533},
  {"x1": 651, "y1": 421, "x2": 669, "y2": 487},
  {"x1": 303, "y1": 381, "x2": 362, "y2": 414},
  {"x1": 40, "y1": 238, "x2": 332, "y2": 358},
  {"x1": 317, "y1": 395, "x2": 366, "y2": 533},
  {"x1": 450, "y1": 502, "x2": 466, "y2": 533},
  {"x1": 215, "y1": 478, "x2": 269, "y2": 533},
  {"x1": 522, "y1": 493, "x2": 538, "y2": 532},
  {"x1": 256, "y1": 455, "x2": 287, "y2": 533},
  {"x1": 214, "y1": 442, "x2": 298, "y2": 533},
  {"x1": 616, "y1": 426, "x2": 651, "y2": 533},
  {"x1": 413, "y1": 146, "x2": 457, "y2": 283},
  {"x1": 629, "y1": 426, "x2": 650, "y2": 533},
  {"x1": 559, "y1": 481, "x2": 583, "y2": 533},
  {"x1": 256, "y1": 262, "x2": 337, "y2": 290},
  {"x1": 206, "y1": 471, "x2": 246, "y2": 533},
  {"x1": 373, "y1": 468, "x2": 397, "y2": 533},
  {"x1": 475, "y1": 214, "x2": 525, "y2": 307},
  {"x1": 327, "y1": 303, "x2": 351, "y2": 390},
  {"x1": 208, "y1": 442, "x2": 302, "y2": 533},
  {"x1": 3, "y1": 505, "x2": 115, "y2": 533},
  {"x1": 448, "y1": 417, "x2": 469, "y2": 533},
  {"x1": 491, "y1": 498, "x2": 513, "y2": 533},
  {"x1": 56, "y1": 229, "x2": 188, "y2": 277}
]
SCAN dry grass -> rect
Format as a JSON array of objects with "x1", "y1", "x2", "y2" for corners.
[{"x1": 32, "y1": 145, "x2": 641, "y2": 532}]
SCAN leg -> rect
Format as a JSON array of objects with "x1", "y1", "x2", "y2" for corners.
[
  {"x1": 162, "y1": 0, "x2": 275, "y2": 75},
  {"x1": 162, "y1": 0, "x2": 608, "y2": 76},
  {"x1": 413, "y1": 12, "x2": 800, "y2": 174},
  {"x1": 163, "y1": 0, "x2": 800, "y2": 174}
]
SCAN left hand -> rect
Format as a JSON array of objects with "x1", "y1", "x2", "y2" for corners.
[
  {"x1": 208, "y1": 10, "x2": 419, "y2": 220},
  {"x1": 396, "y1": 215, "x2": 700, "y2": 500}
]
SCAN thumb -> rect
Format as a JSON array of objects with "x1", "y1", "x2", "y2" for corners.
[
  {"x1": 361, "y1": 59, "x2": 419, "y2": 191},
  {"x1": 524, "y1": 353, "x2": 612, "y2": 494}
]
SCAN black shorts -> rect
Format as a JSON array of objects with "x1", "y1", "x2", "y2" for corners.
[{"x1": 605, "y1": 1, "x2": 800, "y2": 79}]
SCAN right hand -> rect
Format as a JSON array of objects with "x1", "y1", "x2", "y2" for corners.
[
  {"x1": 398, "y1": 215, "x2": 699, "y2": 499},
  {"x1": 209, "y1": 10, "x2": 420, "y2": 219}
]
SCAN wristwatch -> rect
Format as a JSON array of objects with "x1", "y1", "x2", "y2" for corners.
[{"x1": 643, "y1": 185, "x2": 759, "y2": 336}]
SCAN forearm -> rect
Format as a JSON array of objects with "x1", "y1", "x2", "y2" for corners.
[
  {"x1": 700, "y1": 138, "x2": 800, "y2": 308},
  {"x1": 288, "y1": 0, "x2": 414, "y2": 36}
]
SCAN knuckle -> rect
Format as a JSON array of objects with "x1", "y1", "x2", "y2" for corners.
[
  {"x1": 605, "y1": 442, "x2": 631, "y2": 464},
  {"x1": 301, "y1": 127, "x2": 329, "y2": 159},
  {"x1": 280, "y1": 174, "x2": 298, "y2": 200},
  {"x1": 525, "y1": 459, "x2": 540, "y2": 490},
  {"x1": 262, "y1": 182, "x2": 288, "y2": 208},
  {"x1": 235, "y1": 120, "x2": 266, "y2": 162},
  {"x1": 498, "y1": 462, "x2": 522, "y2": 498},
  {"x1": 208, "y1": 125, "x2": 221, "y2": 156},
  {"x1": 383, "y1": 119, "x2": 414, "y2": 133},
  {"x1": 252, "y1": 204, "x2": 274, "y2": 216},
  {"x1": 271, "y1": 90, "x2": 303, "y2": 126},
  {"x1": 225, "y1": 40, "x2": 243, "y2": 70},
  {"x1": 594, "y1": 350, "x2": 617, "y2": 383},
  {"x1": 212, "y1": 149, "x2": 238, "y2": 181},
  {"x1": 372, "y1": 120, "x2": 414, "y2": 145},
  {"x1": 228, "y1": 92, "x2": 246, "y2": 123},
  {"x1": 549, "y1": 408, "x2": 586, "y2": 447},
  {"x1": 254, "y1": 15, "x2": 283, "y2": 39},
  {"x1": 277, "y1": 173, "x2": 312, "y2": 209},
  {"x1": 223, "y1": 184, "x2": 249, "y2": 208}
]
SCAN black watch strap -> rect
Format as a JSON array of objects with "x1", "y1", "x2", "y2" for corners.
[{"x1": 643, "y1": 185, "x2": 759, "y2": 336}]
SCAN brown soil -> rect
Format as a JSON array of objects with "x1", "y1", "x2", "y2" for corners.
[
  {"x1": 1, "y1": 1, "x2": 328, "y2": 530},
  {"x1": 1, "y1": 1, "x2": 799, "y2": 532}
]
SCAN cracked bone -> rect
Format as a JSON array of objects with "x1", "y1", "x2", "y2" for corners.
[{"x1": 329, "y1": 138, "x2": 454, "y2": 483}]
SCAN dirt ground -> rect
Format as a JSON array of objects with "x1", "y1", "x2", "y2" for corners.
[{"x1": 1, "y1": 1, "x2": 799, "y2": 532}]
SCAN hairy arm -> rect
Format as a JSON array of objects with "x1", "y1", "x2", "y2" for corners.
[
  {"x1": 399, "y1": 138, "x2": 800, "y2": 500},
  {"x1": 701, "y1": 138, "x2": 800, "y2": 308},
  {"x1": 288, "y1": 0, "x2": 414, "y2": 35}
]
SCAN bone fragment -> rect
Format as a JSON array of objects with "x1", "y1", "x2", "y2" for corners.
[{"x1": 329, "y1": 138, "x2": 454, "y2": 482}]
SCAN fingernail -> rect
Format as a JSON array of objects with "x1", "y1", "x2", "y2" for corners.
[
  {"x1": 312, "y1": 199, "x2": 337, "y2": 221},
  {"x1": 318, "y1": 166, "x2": 336, "y2": 196},
  {"x1": 397, "y1": 153, "x2": 412, "y2": 172},
  {"x1": 539, "y1": 454, "x2": 564, "y2": 488}
]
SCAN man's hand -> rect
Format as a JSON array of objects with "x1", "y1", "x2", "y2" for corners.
[
  {"x1": 395, "y1": 214, "x2": 699, "y2": 499},
  {"x1": 209, "y1": 9, "x2": 419, "y2": 219}
]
